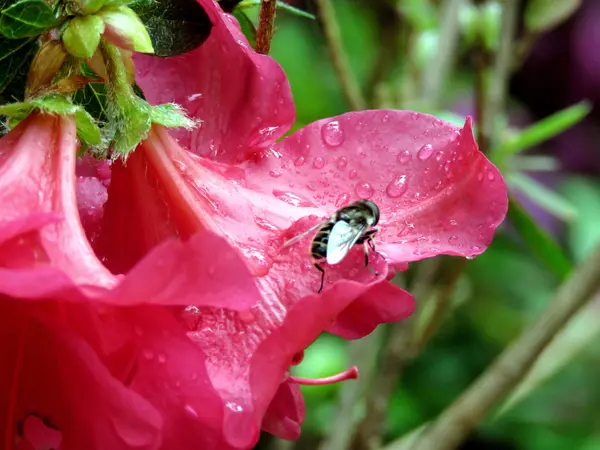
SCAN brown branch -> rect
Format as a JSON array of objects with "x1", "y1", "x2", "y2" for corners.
[
  {"x1": 409, "y1": 242, "x2": 600, "y2": 450},
  {"x1": 255, "y1": 0, "x2": 277, "y2": 55},
  {"x1": 352, "y1": 260, "x2": 443, "y2": 450},
  {"x1": 314, "y1": 0, "x2": 366, "y2": 110}
]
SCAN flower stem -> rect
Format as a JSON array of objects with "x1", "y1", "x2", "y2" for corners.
[
  {"x1": 100, "y1": 41, "x2": 133, "y2": 99},
  {"x1": 408, "y1": 242, "x2": 600, "y2": 450},
  {"x1": 255, "y1": 0, "x2": 277, "y2": 54},
  {"x1": 314, "y1": 0, "x2": 366, "y2": 110}
]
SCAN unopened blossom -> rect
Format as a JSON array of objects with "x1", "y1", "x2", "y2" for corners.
[{"x1": 73, "y1": 0, "x2": 510, "y2": 448}]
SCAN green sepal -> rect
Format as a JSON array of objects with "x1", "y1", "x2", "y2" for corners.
[
  {"x1": 63, "y1": 15, "x2": 105, "y2": 59},
  {"x1": 0, "y1": 94, "x2": 102, "y2": 148},
  {"x1": 525, "y1": 0, "x2": 581, "y2": 33},
  {"x1": 150, "y1": 103, "x2": 197, "y2": 129},
  {"x1": 105, "y1": 95, "x2": 152, "y2": 156},
  {"x1": 0, "y1": 0, "x2": 58, "y2": 39}
]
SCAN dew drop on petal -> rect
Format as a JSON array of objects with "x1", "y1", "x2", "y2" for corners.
[
  {"x1": 382, "y1": 114, "x2": 390, "y2": 123},
  {"x1": 349, "y1": 169, "x2": 358, "y2": 179},
  {"x1": 435, "y1": 150, "x2": 444, "y2": 161},
  {"x1": 487, "y1": 171, "x2": 496, "y2": 181},
  {"x1": 157, "y1": 353, "x2": 167, "y2": 364},
  {"x1": 386, "y1": 175, "x2": 408, "y2": 198},
  {"x1": 142, "y1": 349, "x2": 154, "y2": 360},
  {"x1": 337, "y1": 156, "x2": 348, "y2": 169},
  {"x1": 433, "y1": 118, "x2": 444, "y2": 126},
  {"x1": 412, "y1": 112, "x2": 420, "y2": 120},
  {"x1": 417, "y1": 144, "x2": 433, "y2": 160},
  {"x1": 294, "y1": 156, "x2": 306, "y2": 167},
  {"x1": 269, "y1": 170, "x2": 281, "y2": 178},
  {"x1": 448, "y1": 235, "x2": 458, "y2": 244},
  {"x1": 397, "y1": 149, "x2": 411, "y2": 164},
  {"x1": 321, "y1": 120, "x2": 345, "y2": 147},
  {"x1": 313, "y1": 157, "x2": 326, "y2": 169},
  {"x1": 355, "y1": 181, "x2": 375, "y2": 199},
  {"x1": 184, "y1": 404, "x2": 199, "y2": 418},
  {"x1": 477, "y1": 171, "x2": 484, "y2": 182}
]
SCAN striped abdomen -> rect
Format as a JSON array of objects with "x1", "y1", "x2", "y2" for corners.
[{"x1": 310, "y1": 221, "x2": 334, "y2": 260}]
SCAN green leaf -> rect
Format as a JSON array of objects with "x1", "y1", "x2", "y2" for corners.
[
  {"x1": 31, "y1": 93, "x2": 78, "y2": 114},
  {"x1": 507, "y1": 197, "x2": 572, "y2": 281},
  {"x1": 150, "y1": 103, "x2": 196, "y2": 128},
  {"x1": 232, "y1": 8, "x2": 255, "y2": 47},
  {"x1": 0, "y1": 0, "x2": 57, "y2": 38},
  {"x1": 132, "y1": 0, "x2": 212, "y2": 57},
  {"x1": 507, "y1": 172, "x2": 578, "y2": 222},
  {"x1": 0, "y1": 35, "x2": 36, "y2": 96},
  {"x1": 73, "y1": 65, "x2": 108, "y2": 123},
  {"x1": 495, "y1": 101, "x2": 591, "y2": 157},
  {"x1": 237, "y1": 0, "x2": 316, "y2": 20},
  {"x1": 525, "y1": 0, "x2": 581, "y2": 33},
  {"x1": 74, "y1": 107, "x2": 101, "y2": 145}
]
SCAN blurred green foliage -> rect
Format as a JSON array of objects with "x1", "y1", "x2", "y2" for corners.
[{"x1": 243, "y1": 1, "x2": 600, "y2": 449}]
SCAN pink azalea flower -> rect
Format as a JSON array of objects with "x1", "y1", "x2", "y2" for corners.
[
  {"x1": 0, "y1": 112, "x2": 263, "y2": 448},
  {"x1": 79, "y1": 0, "x2": 508, "y2": 448}
]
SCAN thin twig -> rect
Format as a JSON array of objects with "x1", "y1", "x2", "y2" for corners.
[
  {"x1": 255, "y1": 0, "x2": 277, "y2": 54},
  {"x1": 352, "y1": 259, "x2": 443, "y2": 450},
  {"x1": 409, "y1": 242, "x2": 600, "y2": 450},
  {"x1": 314, "y1": 0, "x2": 366, "y2": 110},
  {"x1": 483, "y1": 0, "x2": 519, "y2": 149},
  {"x1": 420, "y1": 0, "x2": 464, "y2": 108},
  {"x1": 318, "y1": 328, "x2": 384, "y2": 450}
]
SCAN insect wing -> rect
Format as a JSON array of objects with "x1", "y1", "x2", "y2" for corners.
[
  {"x1": 282, "y1": 220, "x2": 327, "y2": 249},
  {"x1": 326, "y1": 220, "x2": 367, "y2": 265}
]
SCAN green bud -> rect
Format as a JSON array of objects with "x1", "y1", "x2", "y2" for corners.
[
  {"x1": 98, "y1": 6, "x2": 154, "y2": 53},
  {"x1": 63, "y1": 15, "x2": 105, "y2": 59}
]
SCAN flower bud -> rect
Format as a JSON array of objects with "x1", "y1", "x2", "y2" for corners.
[
  {"x1": 26, "y1": 40, "x2": 68, "y2": 97},
  {"x1": 98, "y1": 6, "x2": 154, "y2": 54},
  {"x1": 63, "y1": 15, "x2": 105, "y2": 59}
]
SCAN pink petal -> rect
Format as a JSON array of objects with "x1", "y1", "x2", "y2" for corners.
[
  {"x1": 133, "y1": 0, "x2": 295, "y2": 163},
  {"x1": 0, "y1": 299, "x2": 162, "y2": 450},
  {"x1": 247, "y1": 111, "x2": 508, "y2": 265},
  {"x1": 0, "y1": 113, "x2": 260, "y2": 310},
  {"x1": 261, "y1": 382, "x2": 305, "y2": 440},
  {"x1": 327, "y1": 278, "x2": 415, "y2": 339}
]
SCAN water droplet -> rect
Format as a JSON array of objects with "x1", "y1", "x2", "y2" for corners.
[
  {"x1": 321, "y1": 121, "x2": 345, "y2": 147},
  {"x1": 434, "y1": 181, "x2": 443, "y2": 190},
  {"x1": 417, "y1": 144, "x2": 433, "y2": 160},
  {"x1": 349, "y1": 169, "x2": 358, "y2": 179},
  {"x1": 386, "y1": 175, "x2": 408, "y2": 198},
  {"x1": 359, "y1": 152, "x2": 367, "y2": 158},
  {"x1": 187, "y1": 93, "x2": 202, "y2": 102},
  {"x1": 412, "y1": 112, "x2": 420, "y2": 120},
  {"x1": 435, "y1": 150, "x2": 445, "y2": 161},
  {"x1": 471, "y1": 245, "x2": 481, "y2": 252},
  {"x1": 313, "y1": 157, "x2": 325, "y2": 169},
  {"x1": 466, "y1": 255, "x2": 475, "y2": 260},
  {"x1": 269, "y1": 170, "x2": 281, "y2": 178},
  {"x1": 306, "y1": 183, "x2": 316, "y2": 191},
  {"x1": 432, "y1": 238, "x2": 440, "y2": 244},
  {"x1": 413, "y1": 249, "x2": 424, "y2": 256},
  {"x1": 335, "y1": 192, "x2": 351, "y2": 207},
  {"x1": 294, "y1": 156, "x2": 306, "y2": 167},
  {"x1": 382, "y1": 114, "x2": 390, "y2": 123},
  {"x1": 157, "y1": 353, "x2": 167, "y2": 364},
  {"x1": 337, "y1": 156, "x2": 348, "y2": 169},
  {"x1": 355, "y1": 182, "x2": 375, "y2": 199},
  {"x1": 397, "y1": 149, "x2": 411, "y2": 164},
  {"x1": 433, "y1": 118, "x2": 444, "y2": 126},
  {"x1": 477, "y1": 171, "x2": 484, "y2": 182},
  {"x1": 487, "y1": 171, "x2": 496, "y2": 181},
  {"x1": 448, "y1": 235, "x2": 458, "y2": 243},
  {"x1": 142, "y1": 349, "x2": 154, "y2": 360}
]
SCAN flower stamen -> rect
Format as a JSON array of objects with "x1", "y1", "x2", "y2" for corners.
[{"x1": 288, "y1": 366, "x2": 359, "y2": 386}]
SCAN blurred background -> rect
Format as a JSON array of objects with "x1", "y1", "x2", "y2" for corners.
[{"x1": 236, "y1": 1, "x2": 600, "y2": 449}]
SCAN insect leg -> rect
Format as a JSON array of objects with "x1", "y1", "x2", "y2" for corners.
[
  {"x1": 363, "y1": 236, "x2": 382, "y2": 277},
  {"x1": 314, "y1": 263, "x2": 326, "y2": 293}
]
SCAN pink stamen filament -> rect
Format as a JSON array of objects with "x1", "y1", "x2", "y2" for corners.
[{"x1": 288, "y1": 366, "x2": 359, "y2": 386}]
